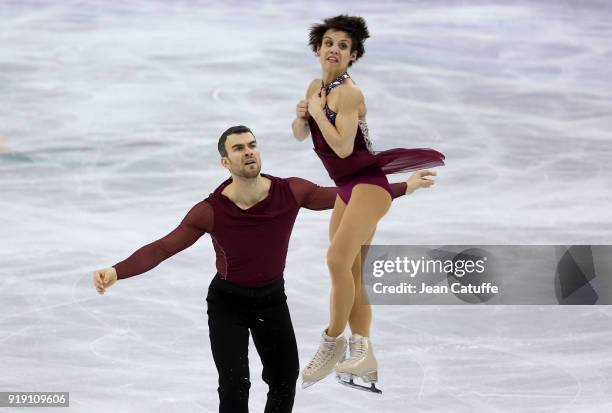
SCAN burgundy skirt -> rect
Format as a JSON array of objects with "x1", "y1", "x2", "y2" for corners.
[{"x1": 314, "y1": 146, "x2": 445, "y2": 186}]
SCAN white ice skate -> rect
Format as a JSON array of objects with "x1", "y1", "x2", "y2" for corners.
[
  {"x1": 301, "y1": 329, "x2": 347, "y2": 389},
  {"x1": 335, "y1": 334, "x2": 382, "y2": 394}
]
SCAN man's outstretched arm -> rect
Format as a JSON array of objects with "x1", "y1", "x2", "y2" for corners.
[
  {"x1": 287, "y1": 177, "x2": 408, "y2": 211},
  {"x1": 93, "y1": 200, "x2": 214, "y2": 294},
  {"x1": 288, "y1": 170, "x2": 438, "y2": 210}
]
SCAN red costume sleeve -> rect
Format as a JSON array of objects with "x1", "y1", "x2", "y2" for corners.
[
  {"x1": 287, "y1": 177, "x2": 406, "y2": 210},
  {"x1": 389, "y1": 182, "x2": 408, "y2": 198},
  {"x1": 287, "y1": 177, "x2": 337, "y2": 210},
  {"x1": 112, "y1": 200, "x2": 214, "y2": 279}
]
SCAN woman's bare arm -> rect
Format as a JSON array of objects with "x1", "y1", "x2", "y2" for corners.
[
  {"x1": 308, "y1": 85, "x2": 363, "y2": 158},
  {"x1": 292, "y1": 79, "x2": 320, "y2": 141}
]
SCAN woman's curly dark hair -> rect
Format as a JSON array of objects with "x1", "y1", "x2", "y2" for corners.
[{"x1": 308, "y1": 15, "x2": 370, "y2": 66}]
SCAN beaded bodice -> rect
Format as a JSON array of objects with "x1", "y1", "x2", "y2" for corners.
[{"x1": 320, "y1": 72, "x2": 373, "y2": 153}]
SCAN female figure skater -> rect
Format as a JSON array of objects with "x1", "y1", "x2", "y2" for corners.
[{"x1": 291, "y1": 15, "x2": 445, "y2": 392}]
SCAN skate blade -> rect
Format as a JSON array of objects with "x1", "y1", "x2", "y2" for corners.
[
  {"x1": 301, "y1": 379, "x2": 320, "y2": 389},
  {"x1": 336, "y1": 373, "x2": 382, "y2": 394}
]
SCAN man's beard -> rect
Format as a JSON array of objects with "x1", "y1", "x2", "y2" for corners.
[{"x1": 234, "y1": 162, "x2": 260, "y2": 178}]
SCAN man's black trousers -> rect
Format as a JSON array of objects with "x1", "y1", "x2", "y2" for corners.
[{"x1": 206, "y1": 274, "x2": 299, "y2": 413}]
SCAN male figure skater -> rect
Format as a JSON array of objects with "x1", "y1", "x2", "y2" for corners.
[{"x1": 93, "y1": 125, "x2": 435, "y2": 412}]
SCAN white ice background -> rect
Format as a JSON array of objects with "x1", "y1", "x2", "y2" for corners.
[{"x1": 1, "y1": 1, "x2": 612, "y2": 412}]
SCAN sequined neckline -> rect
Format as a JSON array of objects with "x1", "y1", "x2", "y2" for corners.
[
  {"x1": 320, "y1": 72, "x2": 350, "y2": 124},
  {"x1": 321, "y1": 72, "x2": 350, "y2": 95}
]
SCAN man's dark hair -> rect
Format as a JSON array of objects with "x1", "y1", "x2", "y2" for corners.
[
  {"x1": 308, "y1": 15, "x2": 370, "y2": 67},
  {"x1": 218, "y1": 125, "x2": 255, "y2": 157}
]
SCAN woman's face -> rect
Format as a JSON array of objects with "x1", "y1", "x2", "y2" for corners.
[{"x1": 317, "y1": 29, "x2": 357, "y2": 72}]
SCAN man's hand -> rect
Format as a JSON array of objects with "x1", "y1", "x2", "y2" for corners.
[
  {"x1": 93, "y1": 267, "x2": 118, "y2": 295},
  {"x1": 406, "y1": 170, "x2": 437, "y2": 195}
]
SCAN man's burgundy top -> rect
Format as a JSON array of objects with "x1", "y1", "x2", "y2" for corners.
[{"x1": 113, "y1": 174, "x2": 407, "y2": 288}]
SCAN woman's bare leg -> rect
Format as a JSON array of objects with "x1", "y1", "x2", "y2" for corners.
[
  {"x1": 329, "y1": 197, "x2": 375, "y2": 337},
  {"x1": 327, "y1": 195, "x2": 346, "y2": 331},
  {"x1": 326, "y1": 184, "x2": 391, "y2": 337},
  {"x1": 348, "y1": 231, "x2": 375, "y2": 337}
]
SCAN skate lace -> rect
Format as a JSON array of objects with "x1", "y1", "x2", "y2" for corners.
[
  {"x1": 347, "y1": 338, "x2": 366, "y2": 361},
  {"x1": 306, "y1": 340, "x2": 336, "y2": 370}
]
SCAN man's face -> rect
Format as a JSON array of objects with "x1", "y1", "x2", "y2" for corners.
[{"x1": 221, "y1": 132, "x2": 262, "y2": 178}]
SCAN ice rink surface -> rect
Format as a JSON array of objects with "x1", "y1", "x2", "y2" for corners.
[{"x1": 1, "y1": 0, "x2": 612, "y2": 411}]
